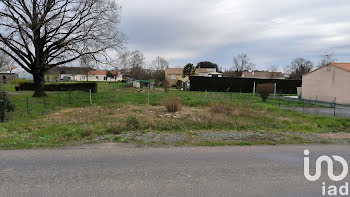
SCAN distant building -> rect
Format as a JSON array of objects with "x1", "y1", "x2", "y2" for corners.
[
  {"x1": 59, "y1": 70, "x2": 122, "y2": 82},
  {"x1": 302, "y1": 62, "x2": 350, "y2": 105},
  {"x1": 165, "y1": 67, "x2": 223, "y2": 85},
  {"x1": 0, "y1": 73, "x2": 17, "y2": 84},
  {"x1": 241, "y1": 71, "x2": 285, "y2": 79}
]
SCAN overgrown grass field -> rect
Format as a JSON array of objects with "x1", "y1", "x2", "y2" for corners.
[{"x1": 0, "y1": 83, "x2": 349, "y2": 149}]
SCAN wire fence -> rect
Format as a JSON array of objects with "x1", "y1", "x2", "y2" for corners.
[{"x1": 2, "y1": 84, "x2": 350, "y2": 122}]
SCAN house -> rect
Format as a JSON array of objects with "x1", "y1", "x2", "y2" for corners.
[
  {"x1": 0, "y1": 73, "x2": 17, "y2": 84},
  {"x1": 301, "y1": 62, "x2": 350, "y2": 105},
  {"x1": 165, "y1": 68, "x2": 188, "y2": 85},
  {"x1": 59, "y1": 70, "x2": 122, "y2": 82},
  {"x1": 165, "y1": 67, "x2": 223, "y2": 85},
  {"x1": 241, "y1": 71, "x2": 285, "y2": 79}
]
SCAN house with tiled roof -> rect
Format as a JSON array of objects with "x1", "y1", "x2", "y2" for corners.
[
  {"x1": 302, "y1": 62, "x2": 350, "y2": 105},
  {"x1": 59, "y1": 70, "x2": 122, "y2": 82}
]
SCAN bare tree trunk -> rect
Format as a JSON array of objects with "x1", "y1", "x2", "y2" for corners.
[{"x1": 33, "y1": 72, "x2": 46, "y2": 97}]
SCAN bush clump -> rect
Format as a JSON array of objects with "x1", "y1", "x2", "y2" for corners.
[
  {"x1": 19, "y1": 82, "x2": 98, "y2": 93},
  {"x1": 126, "y1": 116, "x2": 139, "y2": 129},
  {"x1": 0, "y1": 88, "x2": 15, "y2": 122},
  {"x1": 160, "y1": 97, "x2": 182, "y2": 112},
  {"x1": 257, "y1": 83, "x2": 274, "y2": 102},
  {"x1": 210, "y1": 103, "x2": 233, "y2": 115}
]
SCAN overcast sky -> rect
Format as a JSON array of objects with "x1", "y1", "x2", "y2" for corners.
[{"x1": 118, "y1": 0, "x2": 350, "y2": 71}]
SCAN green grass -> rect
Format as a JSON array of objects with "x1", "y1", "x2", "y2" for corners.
[{"x1": 0, "y1": 82, "x2": 349, "y2": 149}]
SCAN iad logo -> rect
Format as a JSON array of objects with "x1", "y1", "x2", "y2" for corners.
[
  {"x1": 304, "y1": 150, "x2": 350, "y2": 196},
  {"x1": 304, "y1": 150, "x2": 348, "y2": 182}
]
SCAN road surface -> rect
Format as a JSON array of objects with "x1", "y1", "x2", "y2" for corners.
[{"x1": 0, "y1": 144, "x2": 349, "y2": 197}]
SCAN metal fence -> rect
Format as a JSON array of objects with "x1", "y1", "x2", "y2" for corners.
[{"x1": 3, "y1": 84, "x2": 350, "y2": 122}]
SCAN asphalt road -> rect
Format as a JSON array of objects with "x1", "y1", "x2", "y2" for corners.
[{"x1": 1, "y1": 144, "x2": 350, "y2": 197}]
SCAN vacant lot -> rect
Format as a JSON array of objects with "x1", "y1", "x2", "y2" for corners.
[{"x1": 1, "y1": 83, "x2": 350, "y2": 149}]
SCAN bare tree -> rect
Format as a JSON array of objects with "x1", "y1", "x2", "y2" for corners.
[
  {"x1": 127, "y1": 50, "x2": 146, "y2": 80},
  {"x1": 318, "y1": 53, "x2": 336, "y2": 68},
  {"x1": 80, "y1": 54, "x2": 96, "y2": 81},
  {"x1": 0, "y1": 52, "x2": 14, "y2": 73},
  {"x1": 129, "y1": 50, "x2": 145, "y2": 69},
  {"x1": 0, "y1": 0, "x2": 124, "y2": 96},
  {"x1": 117, "y1": 51, "x2": 131, "y2": 72},
  {"x1": 288, "y1": 58, "x2": 313, "y2": 79},
  {"x1": 233, "y1": 53, "x2": 255, "y2": 72},
  {"x1": 267, "y1": 65, "x2": 279, "y2": 79},
  {"x1": 151, "y1": 56, "x2": 169, "y2": 70}
]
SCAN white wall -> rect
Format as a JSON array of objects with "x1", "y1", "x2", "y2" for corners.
[
  {"x1": 302, "y1": 66, "x2": 350, "y2": 105},
  {"x1": 60, "y1": 74, "x2": 123, "y2": 82}
]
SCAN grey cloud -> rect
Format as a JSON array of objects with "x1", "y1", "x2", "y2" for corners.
[{"x1": 118, "y1": 0, "x2": 350, "y2": 68}]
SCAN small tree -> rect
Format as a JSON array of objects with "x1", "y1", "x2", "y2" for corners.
[
  {"x1": 257, "y1": 83, "x2": 274, "y2": 102},
  {"x1": 233, "y1": 53, "x2": 255, "y2": 72},
  {"x1": 288, "y1": 58, "x2": 313, "y2": 79},
  {"x1": 152, "y1": 70, "x2": 165, "y2": 85},
  {"x1": 183, "y1": 63, "x2": 196, "y2": 78},
  {"x1": 151, "y1": 56, "x2": 169, "y2": 70},
  {"x1": 162, "y1": 78, "x2": 170, "y2": 92}
]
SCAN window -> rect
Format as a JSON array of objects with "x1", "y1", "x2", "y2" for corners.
[
  {"x1": 170, "y1": 74, "x2": 176, "y2": 80},
  {"x1": 96, "y1": 76, "x2": 98, "y2": 79},
  {"x1": 104, "y1": 76, "x2": 107, "y2": 81}
]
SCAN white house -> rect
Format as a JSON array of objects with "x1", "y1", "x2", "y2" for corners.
[
  {"x1": 302, "y1": 62, "x2": 350, "y2": 105},
  {"x1": 60, "y1": 70, "x2": 123, "y2": 82}
]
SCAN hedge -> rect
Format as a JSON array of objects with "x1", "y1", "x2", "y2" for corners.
[
  {"x1": 190, "y1": 77, "x2": 302, "y2": 94},
  {"x1": 18, "y1": 82, "x2": 98, "y2": 93}
]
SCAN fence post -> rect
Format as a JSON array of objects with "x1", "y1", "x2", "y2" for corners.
[
  {"x1": 58, "y1": 92, "x2": 61, "y2": 107},
  {"x1": 205, "y1": 90, "x2": 207, "y2": 102},
  {"x1": 302, "y1": 99, "x2": 305, "y2": 114},
  {"x1": 279, "y1": 95, "x2": 281, "y2": 107},
  {"x1": 274, "y1": 83, "x2": 277, "y2": 98},
  {"x1": 90, "y1": 89, "x2": 92, "y2": 105},
  {"x1": 0, "y1": 101, "x2": 4, "y2": 122},
  {"x1": 253, "y1": 81, "x2": 256, "y2": 95},
  {"x1": 147, "y1": 90, "x2": 150, "y2": 105},
  {"x1": 43, "y1": 96, "x2": 47, "y2": 113},
  {"x1": 334, "y1": 97, "x2": 336, "y2": 117},
  {"x1": 68, "y1": 91, "x2": 71, "y2": 104},
  {"x1": 26, "y1": 97, "x2": 29, "y2": 115}
]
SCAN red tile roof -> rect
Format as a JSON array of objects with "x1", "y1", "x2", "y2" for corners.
[
  {"x1": 303, "y1": 62, "x2": 350, "y2": 77},
  {"x1": 329, "y1": 62, "x2": 350, "y2": 73}
]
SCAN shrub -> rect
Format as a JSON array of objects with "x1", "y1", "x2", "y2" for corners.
[
  {"x1": 162, "y1": 79, "x2": 170, "y2": 92},
  {"x1": 209, "y1": 103, "x2": 236, "y2": 115},
  {"x1": 126, "y1": 116, "x2": 139, "y2": 129},
  {"x1": 106, "y1": 123, "x2": 124, "y2": 134},
  {"x1": 0, "y1": 87, "x2": 15, "y2": 122},
  {"x1": 257, "y1": 83, "x2": 274, "y2": 102},
  {"x1": 11, "y1": 78, "x2": 31, "y2": 86},
  {"x1": 19, "y1": 82, "x2": 98, "y2": 93},
  {"x1": 210, "y1": 103, "x2": 227, "y2": 114},
  {"x1": 160, "y1": 97, "x2": 182, "y2": 112},
  {"x1": 80, "y1": 125, "x2": 94, "y2": 138}
]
